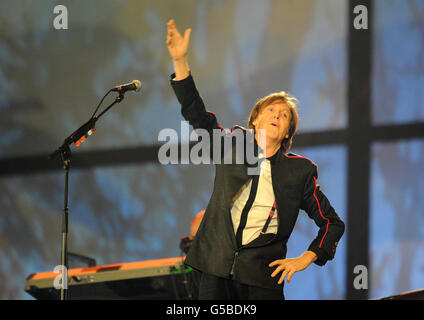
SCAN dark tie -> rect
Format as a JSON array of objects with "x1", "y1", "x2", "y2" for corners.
[{"x1": 235, "y1": 175, "x2": 260, "y2": 248}]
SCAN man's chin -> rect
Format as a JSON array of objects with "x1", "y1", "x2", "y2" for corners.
[
  {"x1": 266, "y1": 134, "x2": 283, "y2": 144},
  {"x1": 256, "y1": 129, "x2": 282, "y2": 144}
]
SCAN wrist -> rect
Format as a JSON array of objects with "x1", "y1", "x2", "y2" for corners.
[
  {"x1": 172, "y1": 58, "x2": 190, "y2": 81},
  {"x1": 302, "y1": 251, "x2": 318, "y2": 265},
  {"x1": 172, "y1": 56, "x2": 188, "y2": 63}
]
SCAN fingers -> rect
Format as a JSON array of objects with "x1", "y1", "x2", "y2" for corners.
[
  {"x1": 268, "y1": 259, "x2": 284, "y2": 267},
  {"x1": 275, "y1": 267, "x2": 295, "y2": 284},
  {"x1": 167, "y1": 19, "x2": 180, "y2": 36},
  {"x1": 278, "y1": 269, "x2": 289, "y2": 285},
  {"x1": 167, "y1": 21, "x2": 178, "y2": 48},
  {"x1": 269, "y1": 259, "x2": 296, "y2": 284},
  {"x1": 167, "y1": 19, "x2": 191, "y2": 39},
  {"x1": 167, "y1": 20, "x2": 175, "y2": 34},
  {"x1": 166, "y1": 31, "x2": 172, "y2": 46},
  {"x1": 270, "y1": 264, "x2": 284, "y2": 278},
  {"x1": 167, "y1": 19, "x2": 175, "y2": 29},
  {"x1": 184, "y1": 28, "x2": 192, "y2": 42},
  {"x1": 167, "y1": 20, "x2": 176, "y2": 43},
  {"x1": 286, "y1": 270, "x2": 295, "y2": 283}
]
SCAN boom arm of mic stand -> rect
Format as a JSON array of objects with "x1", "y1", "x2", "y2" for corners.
[
  {"x1": 95, "y1": 92, "x2": 124, "y2": 119},
  {"x1": 48, "y1": 117, "x2": 97, "y2": 160},
  {"x1": 48, "y1": 92, "x2": 124, "y2": 160}
]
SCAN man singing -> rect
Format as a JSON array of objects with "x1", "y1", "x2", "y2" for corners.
[{"x1": 166, "y1": 19, "x2": 345, "y2": 300}]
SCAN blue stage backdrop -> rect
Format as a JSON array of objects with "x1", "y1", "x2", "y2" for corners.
[{"x1": 370, "y1": 0, "x2": 424, "y2": 299}]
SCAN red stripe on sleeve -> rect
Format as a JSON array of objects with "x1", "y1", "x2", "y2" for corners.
[{"x1": 313, "y1": 176, "x2": 330, "y2": 248}]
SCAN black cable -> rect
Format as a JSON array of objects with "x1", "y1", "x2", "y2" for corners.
[{"x1": 91, "y1": 89, "x2": 113, "y2": 119}]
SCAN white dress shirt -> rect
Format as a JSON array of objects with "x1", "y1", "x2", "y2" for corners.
[{"x1": 230, "y1": 153, "x2": 278, "y2": 245}]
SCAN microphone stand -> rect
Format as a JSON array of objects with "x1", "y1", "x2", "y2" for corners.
[{"x1": 49, "y1": 91, "x2": 125, "y2": 300}]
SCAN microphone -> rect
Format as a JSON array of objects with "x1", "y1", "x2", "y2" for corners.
[{"x1": 112, "y1": 80, "x2": 142, "y2": 94}]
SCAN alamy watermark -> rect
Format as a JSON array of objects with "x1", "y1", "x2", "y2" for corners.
[
  {"x1": 53, "y1": 5, "x2": 68, "y2": 30},
  {"x1": 53, "y1": 4, "x2": 368, "y2": 31},
  {"x1": 353, "y1": 265, "x2": 368, "y2": 290},
  {"x1": 353, "y1": 4, "x2": 368, "y2": 30},
  {"x1": 53, "y1": 265, "x2": 68, "y2": 290},
  {"x1": 158, "y1": 121, "x2": 266, "y2": 175},
  {"x1": 52, "y1": 263, "x2": 369, "y2": 291}
]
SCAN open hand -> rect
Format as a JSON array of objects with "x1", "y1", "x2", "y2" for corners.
[
  {"x1": 166, "y1": 19, "x2": 192, "y2": 61},
  {"x1": 269, "y1": 251, "x2": 317, "y2": 285}
]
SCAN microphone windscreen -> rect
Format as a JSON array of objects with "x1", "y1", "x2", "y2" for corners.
[{"x1": 133, "y1": 80, "x2": 142, "y2": 92}]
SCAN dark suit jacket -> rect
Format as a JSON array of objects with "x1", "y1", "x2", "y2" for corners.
[{"x1": 170, "y1": 73, "x2": 345, "y2": 290}]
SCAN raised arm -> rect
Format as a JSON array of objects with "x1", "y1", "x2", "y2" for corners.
[
  {"x1": 166, "y1": 19, "x2": 216, "y2": 131},
  {"x1": 166, "y1": 19, "x2": 191, "y2": 80},
  {"x1": 166, "y1": 20, "x2": 239, "y2": 163}
]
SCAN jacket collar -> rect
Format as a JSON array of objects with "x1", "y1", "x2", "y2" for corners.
[{"x1": 252, "y1": 128, "x2": 284, "y2": 165}]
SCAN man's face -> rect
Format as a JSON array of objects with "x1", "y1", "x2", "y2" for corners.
[{"x1": 252, "y1": 101, "x2": 291, "y2": 144}]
